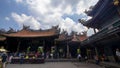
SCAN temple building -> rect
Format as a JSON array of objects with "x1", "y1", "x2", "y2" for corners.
[
  {"x1": 55, "y1": 31, "x2": 87, "y2": 58},
  {"x1": 68, "y1": 32, "x2": 87, "y2": 58},
  {"x1": 0, "y1": 25, "x2": 87, "y2": 59},
  {"x1": 80, "y1": 0, "x2": 120, "y2": 62},
  {"x1": 55, "y1": 31, "x2": 72, "y2": 58},
  {"x1": 0, "y1": 26, "x2": 59, "y2": 58}
]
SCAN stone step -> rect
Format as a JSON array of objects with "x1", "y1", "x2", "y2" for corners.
[{"x1": 45, "y1": 59, "x2": 79, "y2": 62}]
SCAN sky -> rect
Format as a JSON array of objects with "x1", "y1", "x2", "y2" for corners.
[{"x1": 0, "y1": 0, "x2": 98, "y2": 36}]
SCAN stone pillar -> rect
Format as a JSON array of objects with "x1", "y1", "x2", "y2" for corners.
[
  {"x1": 95, "y1": 47, "x2": 98, "y2": 56},
  {"x1": 86, "y1": 48, "x2": 92, "y2": 59},
  {"x1": 17, "y1": 40, "x2": 21, "y2": 52},
  {"x1": 54, "y1": 41, "x2": 60, "y2": 59},
  {"x1": 66, "y1": 44, "x2": 70, "y2": 58},
  {"x1": 43, "y1": 40, "x2": 46, "y2": 59}
]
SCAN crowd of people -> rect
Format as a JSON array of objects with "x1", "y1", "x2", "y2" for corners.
[
  {"x1": 0, "y1": 46, "x2": 119, "y2": 68},
  {"x1": 77, "y1": 48, "x2": 120, "y2": 65}
]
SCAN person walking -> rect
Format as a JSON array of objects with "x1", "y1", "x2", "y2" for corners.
[{"x1": 1, "y1": 52, "x2": 8, "y2": 68}]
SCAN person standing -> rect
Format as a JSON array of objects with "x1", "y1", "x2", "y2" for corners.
[
  {"x1": 1, "y1": 52, "x2": 8, "y2": 68},
  {"x1": 77, "y1": 48, "x2": 81, "y2": 61},
  {"x1": 116, "y1": 48, "x2": 120, "y2": 63},
  {"x1": 20, "y1": 53, "x2": 24, "y2": 64},
  {"x1": 8, "y1": 55, "x2": 13, "y2": 64},
  {"x1": 77, "y1": 54, "x2": 81, "y2": 62},
  {"x1": 94, "y1": 55, "x2": 99, "y2": 65},
  {"x1": 51, "y1": 48, "x2": 55, "y2": 59},
  {"x1": 59, "y1": 48, "x2": 63, "y2": 58}
]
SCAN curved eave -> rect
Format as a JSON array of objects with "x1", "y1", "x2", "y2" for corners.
[
  {"x1": 87, "y1": 0, "x2": 104, "y2": 16},
  {"x1": 1, "y1": 34, "x2": 59, "y2": 38},
  {"x1": 55, "y1": 38, "x2": 72, "y2": 42},
  {"x1": 81, "y1": 26, "x2": 120, "y2": 46},
  {"x1": 87, "y1": 0, "x2": 110, "y2": 16},
  {"x1": 83, "y1": 0, "x2": 115, "y2": 28},
  {"x1": 69, "y1": 41, "x2": 81, "y2": 43}
]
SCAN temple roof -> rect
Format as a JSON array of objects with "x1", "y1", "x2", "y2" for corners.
[
  {"x1": 1, "y1": 26, "x2": 59, "y2": 38},
  {"x1": 81, "y1": 0, "x2": 117, "y2": 28},
  {"x1": 55, "y1": 31, "x2": 72, "y2": 41},
  {"x1": 86, "y1": 0, "x2": 105, "y2": 16},
  {"x1": 56, "y1": 31, "x2": 87, "y2": 42},
  {"x1": 71, "y1": 34, "x2": 87, "y2": 42},
  {"x1": 77, "y1": 34, "x2": 87, "y2": 41}
]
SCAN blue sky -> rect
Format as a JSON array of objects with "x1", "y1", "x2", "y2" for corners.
[
  {"x1": 0, "y1": 0, "x2": 29, "y2": 30},
  {"x1": 0, "y1": 0, "x2": 98, "y2": 35}
]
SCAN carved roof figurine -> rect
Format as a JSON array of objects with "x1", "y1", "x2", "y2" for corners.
[
  {"x1": 22, "y1": 24, "x2": 30, "y2": 30},
  {"x1": 7, "y1": 27, "x2": 16, "y2": 34},
  {"x1": 71, "y1": 31, "x2": 87, "y2": 42},
  {"x1": 0, "y1": 29, "x2": 6, "y2": 34},
  {"x1": 56, "y1": 31, "x2": 66, "y2": 41},
  {"x1": 51, "y1": 25, "x2": 60, "y2": 34},
  {"x1": 55, "y1": 30, "x2": 72, "y2": 41}
]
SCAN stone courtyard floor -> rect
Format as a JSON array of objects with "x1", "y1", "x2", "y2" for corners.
[{"x1": 6, "y1": 62, "x2": 104, "y2": 68}]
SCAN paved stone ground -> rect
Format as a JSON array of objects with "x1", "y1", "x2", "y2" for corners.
[{"x1": 6, "y1": 62, "x2": 104, "y2": 68}]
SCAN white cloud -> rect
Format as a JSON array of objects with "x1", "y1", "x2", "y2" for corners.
[
  {"x1": 87, "y1": 28, "x2": 99, "y2": 36},
  {"x1": 5, "y1": 17, "x2": 10, "y2": 21},
  {"x1": 14, "y1": 0, "x2": 98, "y2": 34},
  {"x1": 59, "y1": 18, "x2": 88, "y2": 34},
  {"x1": 59, "y1": 18, "x2": 75, "y2": 34},
  {"x1": 76, "y1": 0, "x2": 98, "y2": 14},
  {"x1": 63, "y1": 5, "x2": 72, "y2": 15},
  {"x1": 11, "y1": 12, "x2": 41, "y2": 30},
  {"x1": 87, "y1": 28, "x2": 94, "y2": 36},
  {"x1": 16, "y1": 0, "x2": 23, "y2": 3}
]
